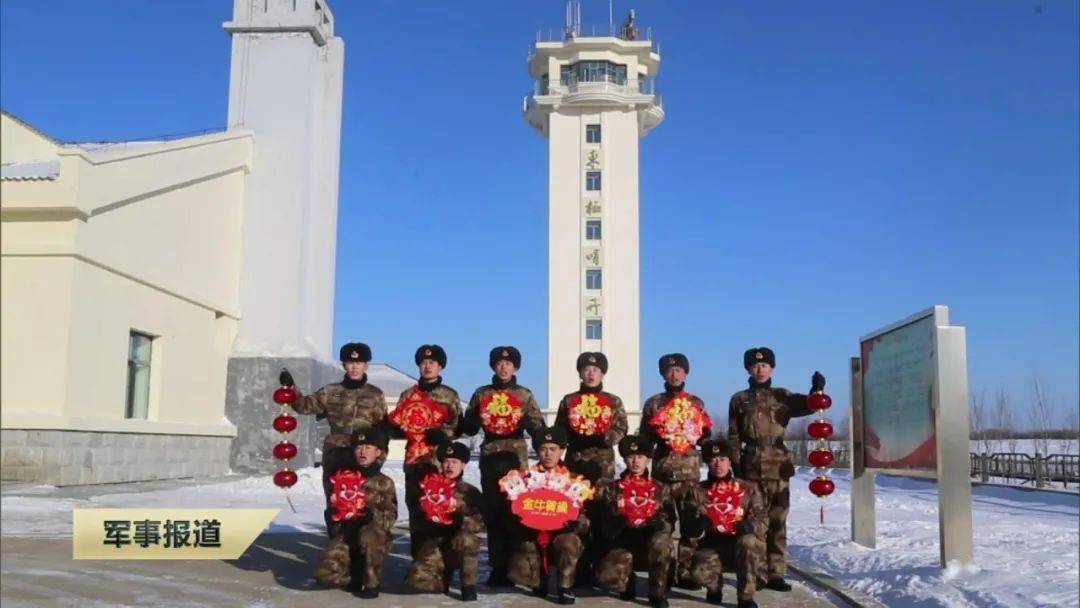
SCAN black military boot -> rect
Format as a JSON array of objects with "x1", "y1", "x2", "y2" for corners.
[
  {"x1": 674, "y1": 578, "x2": 702, "y2": 591},
  {"x1": 557, "y1": 587, "x2": 576, "y2": 605},
  {"x1": 705, "y1": 587, "x2": 724, "y2": 605},
  {"x1": 461, "y1": 585, "x2": 478, "y2": 602},
  {"x1": 345, "y1": 579, "x2": 364, "y2": 594},
  {"x1": 486, "y1": 566, "x2": 510, "y2": 587},
  {"x1": 357, "y1": 585, "x2": 380, "y2": 599},
  {"x1": 648, "y1": 595, "x2": 669, "y2": 608},
  {"x1": 620, "y1": 577, "x2": 636, "y2": 601},
  {"x1": 737, "y1": 599, "x2": 759, "y2": 608},
  {"x1": 765, "y1": 577, "x2": 792, "y2": 592}
]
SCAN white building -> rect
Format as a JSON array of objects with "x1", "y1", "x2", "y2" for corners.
[
  {"x1": 524, "y1": 12, "x2": 663, "y2": 419},
  {"x1": 0, "y1": 0, "x2": 345, "y2": 484}
]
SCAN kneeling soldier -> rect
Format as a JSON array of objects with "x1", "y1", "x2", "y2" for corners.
[
  {"x1": 594, "y1": 435, "x2": 676, "y2": 608},
  {"x1": 689, "y1": 439, "x2": 766, "y2": 608},
  {"x1": 405, "y1": 441, "x2": 485, "y2": 601},
  {"x1": 508, "y1": 427, "x2": 590, "y2": 605},
  {"x1": 314, "y1": 427, "x2": 398, "y2": 598}
]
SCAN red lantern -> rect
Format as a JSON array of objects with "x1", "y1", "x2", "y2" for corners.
[
  {"x1": 273, "y1": 441, "x2": 298, "y2": 460},
  {"x1": 273, "y1": 414, "x2": 297, "y2": 433},
  {"x1": 809, "y1": 476, "x2": 835, "y2": 498},
  {"x1": 273, "y1": 387, "x2": 296, "y2": 405},
  {"x1": 807, "y1": 392, "x2": 832, "y2": 411},
  {"x1": 807, "y1": 420, "x2": 833, "y2": 439},
  {"x1": 273, "y1": 469, "x2": 298, "y2": 488},
  {"x1": 808, "y1": 448, "x2": 835, "y2": 468}
]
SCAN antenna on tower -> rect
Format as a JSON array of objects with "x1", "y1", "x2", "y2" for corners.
[
  {"x1": 609, "y1": 0, "x2": 614, "y2": 35},
  {"x1": 565, "y1": 0, "x2": 581, "y2": 39}
]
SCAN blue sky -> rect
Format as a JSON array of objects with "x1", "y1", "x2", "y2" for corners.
[{"x1": 2, "y1": 1, "x2": 1077, "y2": 426}]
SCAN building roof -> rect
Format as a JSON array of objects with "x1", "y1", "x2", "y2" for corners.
[
  {"x1": 366, "y1": 363, "x2": 418, "y2": 398},
  {"x1": 0, "y1": 159, "x2": 60, "y2": 181}
]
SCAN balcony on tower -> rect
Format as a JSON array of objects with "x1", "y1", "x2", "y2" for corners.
[{"x1": 523, "y1": 15, "x2": 664, "y2": 137}]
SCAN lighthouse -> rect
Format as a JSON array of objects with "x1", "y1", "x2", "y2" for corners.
[{"x1": 524, "y1": 4, "x2": 664, "y2": 419}]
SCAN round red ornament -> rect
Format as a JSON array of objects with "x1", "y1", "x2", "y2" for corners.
[
  {"x1": 273, "y1": 469, "x2": 298, "y2": 488},
  {"x1": 807, "y1": 420, "x2": 833, "y2": 439},
  {"x1": 273, "y1": 414, "x2": 297, "y2": 433},
  {"x1": 273, "y1": 441, "x2": 298, "y2": 460},
  {"x1": 807, "y1": 392, "x2": 832, "y2": 411},
  {"x1": 273, "y1": 387, "x2": 297, "y2": 405},
  {"x1": 808, "y1": 448, "x2": 835, "y2": 468},
  {"x1": 809, "y1": 476, "x2": 835, "y2": 497}
]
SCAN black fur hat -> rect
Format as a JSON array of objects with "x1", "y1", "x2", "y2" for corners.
[
  {"x1": 489, "y1": 346, "x2": 522, "y2": 370},
  {"x1": 349, "y1": 426, "x2": 388, "y2": 451},
  {"x1": 743, "y1": 347, "x2": 775, "y2": 370},
  {"x1": 339, "y1": 342, "x2": 372, "y2": 363},
  {"x1": 415, "y1": 344, "x2": 447, "y2": 368},
  {"x1": 531, "y1": 426, "x2": 567, "y2": 451},
  {"x1": 658, "y1": 353, "x2": 689, "y2": 375},
  {"x1": 576, "y1": 352, "x2": 609, "y2": 374},
  {"x1": 436, "y1": 441, "x2": 471, "y2": 464},
  {"x1": 618, "y1": 435, "x2": 655, "y2": 458}
]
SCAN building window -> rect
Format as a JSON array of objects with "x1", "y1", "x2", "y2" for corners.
[
  {"x1": 585, "y1": 219, "x2": 602, "y2": 240},
  {"x1": 586, "y1": 268, "x2": 602, "y2": 290},
  {"x1": 586, "y1": 171, "x2": 601, "y2": 191},
  {"x1": 586, "y1": 319, "x2": 603, "y2": 340},
  {"x1": 126, "y1": 331, "x2": 153, "y2": 419},
  {"x1": 586, "y1": 124, "x2": 601, "y2": 143}
]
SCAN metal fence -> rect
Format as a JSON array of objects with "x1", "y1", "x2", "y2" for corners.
[{"x1": 786, "y1": 441, "x2": 1080, "y2": 489}]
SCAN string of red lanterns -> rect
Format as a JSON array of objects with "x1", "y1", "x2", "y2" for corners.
[
  {"x1": 806, "y1": 389, "x2": 835, "y2": 524},
  {"x1": 272, "y1": 385, "x2": 299, "y2": 490}
]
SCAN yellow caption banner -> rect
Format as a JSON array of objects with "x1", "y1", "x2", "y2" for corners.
[{"x1": 73, "y1": 509, "x2": 279, "y2": 560}]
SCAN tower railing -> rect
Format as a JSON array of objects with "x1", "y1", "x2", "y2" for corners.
[
  {"x1": 529, "y1": 24, "x2": 659, "y2": 58},
  {"x1": 530, "y1": 77, "x2": 658, "y2": 97}
]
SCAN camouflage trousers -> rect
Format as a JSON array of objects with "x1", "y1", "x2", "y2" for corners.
[
  {"x1": 749, "y1": 479, "x2": 790, "y2": 579},
  {"x1": 508, "y1": 531, "x2": 585, "y2": 590},
  {"x1": 566, "y1": 446, "x2": 616, "y2": 481},
  {"x1": 667, "y1": 480, "x2": 704, "y2": 582},
  {"x1": 405, "y1": 528, "x2": 481, "y2": 592},
  {"x1": 594, "y1": 528, "x2": 674, "y2": 598},
  {"x1": 690, "y1": 534, "x2": 763, "y2": 601},
  {"x1": 313, "y1": 523, "x2": 392, "y2": 588},
  {"x1": 479, "y1": 447, "x2": 528, "y2": 573}
]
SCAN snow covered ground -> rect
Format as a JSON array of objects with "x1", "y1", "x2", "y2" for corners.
[{"x1": 2, "y1": 462, "x2": 1077, "y2": 608}]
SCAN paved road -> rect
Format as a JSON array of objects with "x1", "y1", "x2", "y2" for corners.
[{"x1": 0, "y1": 532, "x2": 840, "y2": 608}]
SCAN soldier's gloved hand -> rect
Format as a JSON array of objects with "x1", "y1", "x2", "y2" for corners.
[
  {"x1": 355, "y1": 509, "x2": 373, "y2": 526},
  {"x1": 424, "y1": 428, "x2": 448, "y2": 447},
  {"x1": 681, "y1": 515, "x2": 705, "y2": 540},
  {"x1": 279, "y1": 369, "x2": 295, "y2": 387},
  {"x1": 734, "y1": 519, "x2": 755, "y2": 536},
  {"x1": 811, "y1": 371, "x2": 826, "y2": 392}
]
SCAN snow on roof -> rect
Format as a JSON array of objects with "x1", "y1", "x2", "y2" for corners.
[
  {"x1": 366, "y1": 363, "x2": 417, "y2": 398},
  {"x1": 0, "y1": 159, "x2": 60, "y2": 181}
]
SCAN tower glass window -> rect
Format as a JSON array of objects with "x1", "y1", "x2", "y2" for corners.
[
  {"x1": 586, "y1": 171, "x2": 601, "y2": 191},
  {"x1": 126, "y1": 331, "x2": 153, "y2": 419},
  {"x1": 585, "y1": 319, "x2": 603, "y2": 340},
  {"x1": 585, "y1": 220, "x2": 601, "y2": 240},
  {"x1": 586, "y1": 124, "x2": 601, "y2": 143},
  {"x1": 560, "y1": 61, "x2": 628, "y2": 86},
  {"x1": 586, "y1": 269, "x2": 602, "y2": 290}
]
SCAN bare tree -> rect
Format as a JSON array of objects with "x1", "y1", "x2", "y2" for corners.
[
  {"x1": 1061, "y1": 405, "x2": 1079, "y2": 455},
  {"x1": 993, "y1": 389, "x2": 1017, "y2": 452},
  {"x1": 1029, "y1": 376, "x2": 1054, "y2": 457},
  {"x1": 970, "y1": 388, "x2": 990, "y2": 455}
]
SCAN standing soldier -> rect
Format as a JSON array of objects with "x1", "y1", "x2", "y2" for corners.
[
  {"x1": 554, "y1": 352, "x2": 628, "y2": 479},
  {"x1": 459, "y1": 346, "x2": 545, "y2": 586},
  {"x1": 727, "y1": 347, "x2": 824, "y2": 592},
  {"x1": 405, "y1": 441, "x2": 485, "y2": 602},
  {"x1": 386, "y1": 344, "x2": 461, "y2": 558},
  {"x1": 279, "y1": 342, "x2": 387, "y2": 534},
  {"x1": 594, "y1": 435, "x2": 676, "y2": 608},
  {"x1": 553, "y1": 351, "x2": 628, "y2": 587},
  {"x1": 314, "y1": 427, "x2": 398, "y2": 598},
  {"x1": 507, "y1": 427, "x2": 590, "y2": 605},
  {"x1": 638, "y1": 353, "x2": 713, "y2": 589},
  {"x1": 689, "y1": 438, "x2": 767, "y2": 608}
]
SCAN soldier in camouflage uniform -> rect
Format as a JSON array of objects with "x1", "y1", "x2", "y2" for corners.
[
  {"x1": 638, "y1": 353, "x2": 712, "y2": 589},
  {"x1": 688, "y1": 438, "x2": 767, "y2": 608},
  {"x1": 279, "y1": 342, "x2": 388, "y2": 534},
  {"x1": 386, "y1": 344, "x2": 462, "y2": 558},
  {"x1": 507, "y1": 427, "x2": 590, "y2": 605},
  {"x1": 314, "y1": 427, "x2": 398, "y2": 598},
  {"x1": 594, "y1": 435, "x2": 676, "y2": 608},
  {"x1": 553, "y1": 351, "x2": 628, "y2": 587},
  {"x1": 459, "y1": 346, "x2": 545, "y2": 586},
  {"x1": 405, "y1": 441, "x2": 485, "y2": 601},
  {"x1": 727, "y1": 346, "x2": 824, "y2": 592}
]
